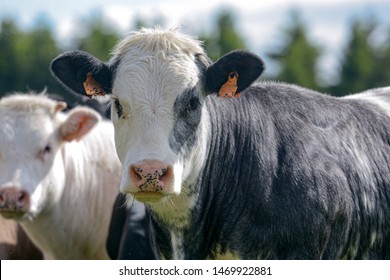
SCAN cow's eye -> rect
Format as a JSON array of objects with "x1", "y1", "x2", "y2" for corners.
[
  {"x1": 39, "y1": 144, "x2": 52, "y2": 160},
  {"x1": 114, "y1": 99, "x2": 124, "y2": 119},
  {"x1": 188, "y1": 97, "x2": 200, "y2": 111},
  {"x1": 43, "y1": 144, "x2": 52, "y2": 154}
]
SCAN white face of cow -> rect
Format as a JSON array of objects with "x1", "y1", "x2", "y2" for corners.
[
  {"x1": 110, "y1": 30, "x2": 207, "y2": 203},
  {"x1": 50, "y1": 28, "x2": 265, "y2": 207},
  {"x1": 0, "y1": 95, "x2": 100, "y2": 220}
]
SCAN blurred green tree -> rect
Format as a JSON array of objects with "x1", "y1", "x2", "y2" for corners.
[
  {"x1": 331, "y1": 19, "x2": 378, "y2": 96},
  {"x1": 17, "y1": 24, "x2": 61, "y2": 92},
  {"x1": 133, "y1": 13, "x2": 166, "y2": 30},
  {"x1": 268, "y1": 10, "x2": 322, "y2": 91},
  {"x1": 0, "y1": 19, "x2": 22, "y2": 94},
  {"x1": 75, "y1": 15, "x2": 120, "y2": 61},
  {"x1": 0, "y1": 19, "x2": 61, "y2": 97},
  {"x1": 199, "y1": 10, "x2": 247, "y2": 61},
  {"x1": 373, "y1": 32, "x2": 390, "y2": 87}
]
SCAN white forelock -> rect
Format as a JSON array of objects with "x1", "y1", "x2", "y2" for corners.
[
  {"x1": 111, "y1": 27, "x2": 206, "y2": 59},
  {"x1": 0, "y1": 93, "x2": 60, "y2": 117}
]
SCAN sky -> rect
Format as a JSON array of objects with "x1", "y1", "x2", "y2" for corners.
[{"x1": 1, "y1": 0, "x2": 390, "y2": 85}]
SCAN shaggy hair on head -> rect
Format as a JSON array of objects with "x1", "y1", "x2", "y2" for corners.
[{"x1": 111, "y1": 28, "x2": 206, "y2": 59}]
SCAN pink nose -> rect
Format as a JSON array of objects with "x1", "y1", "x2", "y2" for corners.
[
  {"x1": 0, "y1": 187, "x2": 30, "y2": 212},
  {"x1": 129, "y1": 160, "x2": 173, "y2": 192}
]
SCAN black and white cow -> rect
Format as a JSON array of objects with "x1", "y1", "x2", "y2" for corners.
[
  {"x1": 107, "y1": 193, "x2": 159, "y2": 259},
  {"x1": 51, "y1": 28, "x2": 390, "y2": 259}
]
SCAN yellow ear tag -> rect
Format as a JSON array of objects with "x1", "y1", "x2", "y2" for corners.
[
  {"x1": 218, "y1": 71, "x2": 240, "y2": 98},
  {"x1": 83, "y1": 72, "x2": 106, "y2": 96}
]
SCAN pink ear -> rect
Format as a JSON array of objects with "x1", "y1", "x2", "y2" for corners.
[{"x1": 61, "y1": 107, "x2": 101, "y2": 142}]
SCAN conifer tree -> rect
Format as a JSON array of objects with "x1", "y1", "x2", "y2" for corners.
[
  {"x1": 200, "y1": 10, "x2": 247, "y2": 61},
  {"x1": 332, "y1": 19, "x2": 377, "y2": 96},
  {"x1": 268, "y1": 10, "x2": 322, "y2": 91}
]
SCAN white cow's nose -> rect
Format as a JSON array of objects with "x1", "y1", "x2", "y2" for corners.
[
  {"x1": 0, "y1": 187, "x2": 30, "y2": 213},
  {"x1": 129, "y1": 160, "x2": 173, "y2": 192}
]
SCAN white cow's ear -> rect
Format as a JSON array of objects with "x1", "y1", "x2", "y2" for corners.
[{"x1": 60, "y1": 107, "x2": 101, "y2": 142}]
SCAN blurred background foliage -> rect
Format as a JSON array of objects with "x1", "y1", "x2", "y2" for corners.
[{"x1": 1, "y1": 8, "x2": 390, "y2": 106}]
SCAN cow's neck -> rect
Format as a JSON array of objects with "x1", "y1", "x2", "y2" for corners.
[
  {"x1": 20, "y1": 142, "x2": 112, "y2": 260},
  {"x1": 163, "y1": 95, "x2": 269, "y2": 259},
  {"x1": 147, "y1": 97, "x2": 257, "y2": 259},
  {"x1": 147, "y1": 189, "x2": 198, "y2": 230},
  {"x1": 147, "y1": 102, "x2": 211, "y2": 228},
  {"x1": 147, "y1": 102, "x2": 230, "y2": 259}
]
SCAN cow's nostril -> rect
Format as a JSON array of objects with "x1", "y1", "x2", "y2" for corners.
[
  {"x1": 18, "y1": 192, "x2": 26, "y2": 203},
  {"x1": 135, "y1": 172, "x2": 142, "y2": 181},
  {"x1": 15, "y1": 191, "x2": 29, "y2": 208},
  {"x1": 130, "y1": 165, "x2": 143, "y2": 181},
  {"x1": 159, "y1": 166, "x2": 172, "y2": 183}
]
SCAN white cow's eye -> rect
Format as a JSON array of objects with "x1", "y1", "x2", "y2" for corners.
[
  {"x1": 38, "y1": 144, "x2": 52, "y2": 160},
  {"x1": 43, "y1": 144, "x2": 52, "y2": 154},
  {"x1": 39, "y1": 144, "x2": 52, "y2": 157}
]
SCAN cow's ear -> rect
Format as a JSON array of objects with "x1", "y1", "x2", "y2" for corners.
[
  {"x1": 205, "y1": 50, "x2": 265, "y2": 96},
  {"x1": 50, "y1": 50, "x2": 112, "y2": 97},
  {"x1": 60, "y1": 107, "x2": 101, "y2": 142}
]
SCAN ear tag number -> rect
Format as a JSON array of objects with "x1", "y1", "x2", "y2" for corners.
[
  {"x1": 218, "y1": 71, "x2": 240, "y2": 98},
  {"x1": 83, "y1": 72, "x2": 106, "y2": 96}
]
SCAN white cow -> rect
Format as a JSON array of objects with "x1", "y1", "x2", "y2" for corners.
[{"x1": 0, "y1": 93, "x2": 121, "y2": 259}]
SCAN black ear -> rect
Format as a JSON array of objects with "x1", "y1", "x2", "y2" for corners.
[
  {"x1": 205, "y1": 50, "x2": 265, "y2": 94},
  {"x1": 50, "y1": 50, "x2": 112, "y2": 96}
]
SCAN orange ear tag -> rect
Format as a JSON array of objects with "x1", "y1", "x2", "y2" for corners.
[
  {"x1": 218, "y1": 71, "x2": 240, "y2": 98},
  {"x1": 83, "y1": 72, "x2": 106, "y2": 96}
]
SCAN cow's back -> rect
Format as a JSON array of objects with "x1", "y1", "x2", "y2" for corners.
[
  {"x1": 343, "y1": 86, "x2": 390, "y2": 116},
  {"x1": 198, "y1": 82, "x2": 390, "y2": 259}
]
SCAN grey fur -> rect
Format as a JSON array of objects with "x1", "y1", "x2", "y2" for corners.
[{"x1": 161, "y1": 82, "x2": 390, "y2": 259}]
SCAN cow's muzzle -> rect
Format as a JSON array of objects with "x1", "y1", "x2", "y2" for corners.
[
  {"x1": 0, "y1": 187, "x2": 30, "y2": 219},
  {"x1": 129, "y1": 160, "x2": 174, "y2": 200}
]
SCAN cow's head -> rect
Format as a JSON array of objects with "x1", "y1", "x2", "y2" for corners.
[
  {"x1": 0, "y1": 94, "x2": 100, "y2": 220},
  {"x1": 51, "y1": 28, "x2": 264, "y2": 205}
]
